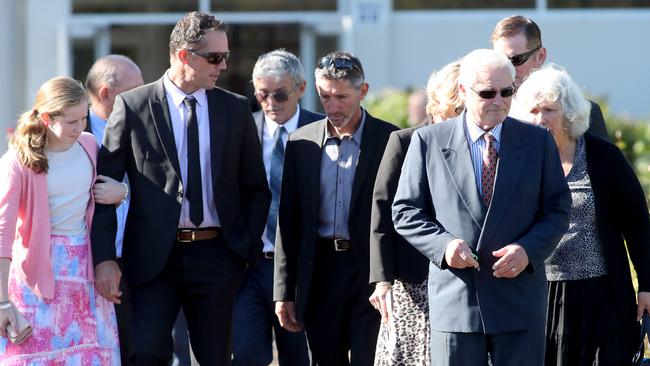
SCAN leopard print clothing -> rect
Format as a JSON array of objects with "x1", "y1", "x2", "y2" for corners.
[{"x1": 374, "y1": 279, "x2": 430, "y2": 366}]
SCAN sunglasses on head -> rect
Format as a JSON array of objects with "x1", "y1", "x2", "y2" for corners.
[
  {"x1": 469, "y1": 84, "x2": 516, "y2": 99},
  {"x1": 508, "y1": 46, "x2": 541, "y2": 67},
  {"x1": 187, "y1": 49, "x2": 230, "y2": 65},
  {"x1": 254, "y1": 87, "x2": 297, "y2": 103},
  {"x1": 317, "y1": 57, "x2": 364, "y2": 75}
]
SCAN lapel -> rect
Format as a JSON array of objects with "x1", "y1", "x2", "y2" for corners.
[
  {"x1": 296, "y1": 107, "x2": 309, "y2": 129},
  {"x1": 207, "y1": 88, "x2": 230, "y2": 185},
  {"x1": 349, "y1": 112, "x2": 381, "y2": 215},
  {"x1": 477, "y1": 118, "x2": 527, "y2": 250},
  {"x1": 304, "y1": 119, "x2": 328, "y2": 221},
  {"x1": 440, "y1": 115, "x2": 484, "y2": 231},
  {"x1": 253, "y1": 110, "x2": 264, "y2": 142},
  {"x1": 149, "y1": 78, "x2": 182, "y2": 182}
]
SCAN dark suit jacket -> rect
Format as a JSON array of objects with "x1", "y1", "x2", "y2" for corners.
[
  {"x1": 273, "y1": 112, "x2": 398, "y2": 322},
  {"x1": 584, "y1": 132, "x2": 650, "y2": 348},
  {"x1": 393, "y1": 114, "x2": 571, "y2": 334},
  {"x1": 252, "y1": 108, "x2": 324, "y2": 142},
  {"x1": 587, "y1": 100, "x2": 608, "y2": 140},
  {"x1": 369, "y1": 127, "x2": 429, "y2": 284},
  {"x1": 91, "y1": 77, "x2": 271, "y2": 286}
]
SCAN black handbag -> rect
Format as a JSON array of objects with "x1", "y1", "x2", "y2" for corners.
[{"x1": 633, "y1": 312, "x2": 650, "y2": 365}]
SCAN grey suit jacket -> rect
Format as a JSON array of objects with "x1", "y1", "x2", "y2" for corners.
[
  {"x1": 392, "y1": 114, "x2": 570, "y2": 334},
  {"x1": 91, "y1": 77, "x2": 271, "y2": 286},
  {"x1": 273, "y1": 112, "x2": 398, "y2": 322}
]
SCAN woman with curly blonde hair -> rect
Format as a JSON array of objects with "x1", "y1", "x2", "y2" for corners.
[
  {"x1": 0, "y1": 76, "x2": 125, "y2": 364},
  {"x1": 370, "y1": 59, "x2": 464, "y2": 366}
]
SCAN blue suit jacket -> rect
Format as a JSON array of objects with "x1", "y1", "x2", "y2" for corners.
[{"x1": 392, "y1": 114, "x2": 571, "y2": 334}]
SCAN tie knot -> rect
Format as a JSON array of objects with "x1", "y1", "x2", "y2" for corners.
[
  {"x1": 277, "y1": 126, "x2": 287, "y2": 138},
  {"x1": 483, "y1": 133, "x2": 495, "y2": 144},
  {"x1": 184, "y1": 97, "x2": 196, "y2": 109}
]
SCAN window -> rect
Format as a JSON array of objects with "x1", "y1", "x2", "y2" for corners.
[{"x1": 394, "y1": 0, "x2": 534, "y2": 10}]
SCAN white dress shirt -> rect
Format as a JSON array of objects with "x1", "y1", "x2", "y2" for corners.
[{"x1": 163, "y1": 71, "x2": 220, "y2": 229}]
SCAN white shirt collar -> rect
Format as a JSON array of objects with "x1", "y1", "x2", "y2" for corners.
[{"x1": 163, "y1": 70, "x2": 207, "y2": 108}]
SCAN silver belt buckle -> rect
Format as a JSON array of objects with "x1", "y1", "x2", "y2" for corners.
[{"x1": 334, "y1": 239, "x2": 349, "y2": 251}]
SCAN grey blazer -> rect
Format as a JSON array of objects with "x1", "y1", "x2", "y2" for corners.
[{"x1": 392, "y1": 114, "x2": 571, "y2": 334}]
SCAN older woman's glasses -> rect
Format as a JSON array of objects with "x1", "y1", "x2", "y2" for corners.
[
  {"x1": 469, "y1": 85, "x2": 516, "y2": 99},
  {"x1": 508, "y1": 46, "x2": 542, "y2": 67},
  {"x1": 187, "y1": 49, "x2": 230, "y2": 65}
]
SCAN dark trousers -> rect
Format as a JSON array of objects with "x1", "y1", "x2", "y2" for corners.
[
  {"x1": 232, "y1": 257, "x2": 310, "y2": 366},
  {"x1": 128, "y1": 235, "x2": 246, "y2": 366},
  {"x1": 304, "y1": 243, "x2": 380, "y2": 366},
  {"x1": 429, "y1": 327, "x2": 545, "y2": 366},
  {"x1": 115, "y1": 258, "x2": 135, "y2": 366}
]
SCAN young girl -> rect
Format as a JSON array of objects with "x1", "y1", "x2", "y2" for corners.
[{"x1": 0, "y1": 76, "x2": 124, "y2": 364}]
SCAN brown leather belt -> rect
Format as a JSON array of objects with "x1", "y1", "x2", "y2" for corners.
[
  {"x1": 318, "y1": 238, "x2": 352, "y2": 252},
  {"x1": 176, "y1": 228, "x2": 220, "y2": 243}
]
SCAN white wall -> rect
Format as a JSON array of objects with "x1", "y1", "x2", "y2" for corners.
[{"x1": 380, "y1": 10, "x2": 650, "y2": 119}]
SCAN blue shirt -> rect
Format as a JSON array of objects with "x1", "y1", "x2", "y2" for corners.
[
  {"x1": 317, "y1": 109, "x2": 366, "y2": 240},
  {"x1": 464, "y1": 115, "x2": 502, "y2": 197},
  {"x1": 89, "y1": 109, "x2": 130, "y2": 258}
]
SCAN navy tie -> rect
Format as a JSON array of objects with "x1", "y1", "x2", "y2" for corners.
[
  {"x1": 184, "y1": 97, "x2": 203, "y2": 227},
  {"x1": 265, "y1": 126, "x2": 287, "y2": 245}
]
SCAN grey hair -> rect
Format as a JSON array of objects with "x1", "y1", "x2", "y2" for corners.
[
  {"x1": 252, "y1": 49, "x2": 305, "y2": 89},
  {"x1": 85, "y1": 54, "x2": 141, "y2": 96},
  {"x1": 314, "y1": 51, "x2": 365, "y2": 89},
  {"x1": 459, "y1": 49, "x2": 515, "y2": 88},
  {"x1": 515, "y1": 64, "x2": 591, "y2": 139},
  {"x1": 169, "y1": 11, "x2": 226, "y2": 54}
]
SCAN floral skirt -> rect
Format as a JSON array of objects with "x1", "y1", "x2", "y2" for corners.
[
  {"x1": 0, "y1": 234, "x2": 120, "y2": 365},
  {"x1": 374, "y1": 279, "x2": 430, "y2": 366}
]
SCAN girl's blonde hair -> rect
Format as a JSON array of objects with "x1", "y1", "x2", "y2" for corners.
[{"x1": 10, "y1": 76, "x2": 87, "y2": 173}]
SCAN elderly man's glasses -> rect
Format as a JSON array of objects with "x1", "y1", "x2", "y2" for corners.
[
  {"x1": 187, "y1": 49, "x2": 230, "y2": 65},
  {"x1": 469, "y1": 85, "x2": 516, "y2": 99},
  {"x1": 254, "y1": 87, "x2": 297, "y2": 103},
  {"x1": 508, "y1": 46, "x2": 541, "y2": 67},
  {"x1": 317, "y1": 57, "x2": 364, "y2": 76}
]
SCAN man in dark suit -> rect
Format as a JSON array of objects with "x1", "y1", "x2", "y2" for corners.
[
  {"x1": 491, "y1": 15, "x2": 609, "y2": 140},
  {"x1": 84, "y1": 54, "x2": 143, "y2": 366},
  {"x1": 231, "y1": 49, "x2": 322, "y2": 366},
  {"x1": 392, "y1": 49, "x2": 571, "y2": 366},
  {"x1": 273, "y1": 52, "x2": 398, "y2": 365},
  {"x1": 91, "y1": 11, "x2": 270, "y2": 365}
]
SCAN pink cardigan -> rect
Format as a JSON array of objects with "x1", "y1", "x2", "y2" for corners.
[{"x1": 0, "y1": 132, "x2": 98, "y2": 299}]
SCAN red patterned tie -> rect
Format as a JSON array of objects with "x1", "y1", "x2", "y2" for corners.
[{"x1": 481, "y1": 133, "x2": 498, "y2": 206}]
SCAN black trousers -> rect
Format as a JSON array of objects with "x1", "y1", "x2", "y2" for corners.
[
  {"x1": 304, "y1": 242, "x2": 380, "y2": 366},
  {"x1": 128, "y1": 235, "x2": 246, "y2": 366},
  {"x1": 115, "y1": 258, "x2": 135, "y2": 366}
]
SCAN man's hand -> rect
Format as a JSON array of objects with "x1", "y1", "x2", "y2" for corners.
[
  {"x1": 637, "y1": 292, "x2": 650, "y2": 321},
  {"x1": 275, "y1": 301, "x2": 303, "y2": 332},
  {"x1": 95, "y1": 260, "x2": 122, "y2": 304},
  {"x1": 369, "y1": 282, "x2": 392, "y2": 323},
  {"x1": 492, "y1": 243, "x2": 529, "y2": 278},
  {"x1": 444, "y1": 239, "x2": 479, "y2": 270}
]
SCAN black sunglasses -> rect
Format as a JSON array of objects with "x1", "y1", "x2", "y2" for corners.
[
  {"x1": 317, "y1": 57, "x2": 364, "y2": 76},
  {"x1": 254, "y1": 87, "x2": 297, "y2": 103},
  {"x1": 187, "y1": 49, "x2": 230, "y2": 65},
  {"x1": 469, "y1": 84, "x2": 516, "y2": 99},
  {"x1": 508, "y1": 46, "x2": 541, "y2": 67}
]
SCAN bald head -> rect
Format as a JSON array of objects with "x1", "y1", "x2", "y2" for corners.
[{"x1": 85, "y1": 54, "x2": 144, "y2": 120}]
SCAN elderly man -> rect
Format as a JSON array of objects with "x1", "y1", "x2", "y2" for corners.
[
  {"x1": 231, "y1": 49, "x2": 322, "y2": 366},
  {"x1": 491, "y1": 15, "x2": 609, "y2": 140},
  {"x1": 84, "y1": 54, "x2": 144, "y2": 366},
  {"x1": 392, "y1": 49, "x2": 571, "y2": 366},
  {"x1": 274, "y1": 52, "x2": 397, "y2": 365},
  {"x1": 91, "y1": 11, "x2": 270, "y2": 365}
]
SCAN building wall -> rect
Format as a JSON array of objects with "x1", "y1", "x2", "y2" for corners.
[{"x1": 385, "y1": 10, "x2": 650, "y2": 118}]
